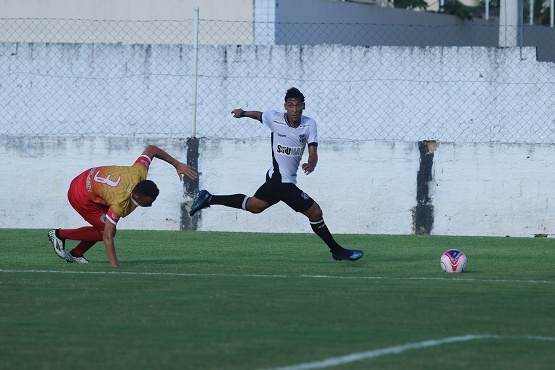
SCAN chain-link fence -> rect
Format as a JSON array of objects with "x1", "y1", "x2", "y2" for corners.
[{"x1": 1, "y1": 17, "x2": 554, "y2": 143}]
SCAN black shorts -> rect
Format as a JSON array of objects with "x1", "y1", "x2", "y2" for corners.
[{"x1": 253, "y1": 175, "x2": 315, "y2": 213}]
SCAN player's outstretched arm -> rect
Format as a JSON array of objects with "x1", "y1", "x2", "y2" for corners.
[
  {"x1": 142, "y1": 145, "x2": 197, "y2": 181},
  {"x1": 103, "y1": 221, "x2": 119, "y2": 268},
  {"x1": 231, "y1": 108, "x2": 262, "y2": 122}
]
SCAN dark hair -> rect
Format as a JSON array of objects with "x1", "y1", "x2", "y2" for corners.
[
  {"x1": 284, "y1": 87, "x2": 305, "y2": 103},
  {"x1": 133, "y1": 180, "x2": 159, "y2": 199}
]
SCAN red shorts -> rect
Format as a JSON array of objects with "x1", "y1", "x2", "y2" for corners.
[{"x1": 67, "y1": 169, "x2": 108, "y2": 231}]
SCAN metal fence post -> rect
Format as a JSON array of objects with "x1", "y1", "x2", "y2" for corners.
[
  {"x1": 191, "y1": 7, "x2": 199, "y2": 138},
  {"x1": 182, "y1": 7, "x2": 201, "y2": 229},
  {"x1": 551, "y1": 0, "x2": 554, "y2": 27}
]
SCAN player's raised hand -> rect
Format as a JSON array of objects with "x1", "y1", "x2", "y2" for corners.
[
  {"x1": 231, "y1": 109, "x2": 263, "y2": 122},
  {"x1": 231, "y1": 108, "x2": 244, "y2": 118},
  {"x1": 176, "y1": 162, "x2": 197, "y2": 181}
]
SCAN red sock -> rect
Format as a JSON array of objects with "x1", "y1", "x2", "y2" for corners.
[
  {"x1": 58, "y1": 227, "x2": 103, "y2": 241},
  {"x1": 71, "y1": 240, "x2": 97, "y2": 257}
]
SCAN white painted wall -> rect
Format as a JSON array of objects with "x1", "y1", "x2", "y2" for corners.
[
  {"x1": 2, "y1": 137, "x2": 189, "y2": 231},
  {"x1": 2, "y1": 42, "x2": 555, "y2": 237},
  {"x1": 2, "y1": 44, "x2": 553, "y2": 144},
  {"x1": 194, "y1": 139, "x2": 418, "y2": 235},
  {"x1": 431, "y1": 142, "x2": 555, "y2": 236},
  {"x1": 3, "y1": 135, "x2": 555, "y2": 237}
]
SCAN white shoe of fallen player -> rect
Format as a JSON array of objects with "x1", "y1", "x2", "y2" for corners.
[{"x1": 48, "y1": 229, "x2": 66, "y2": 260}]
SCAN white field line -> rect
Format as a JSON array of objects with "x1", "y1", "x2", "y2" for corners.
[
  {"x1": 1, "y1": 269, "x2": 553, "y2": 368},
  {"x1": 0, "y1": 269, "x2": 553, "y2": 285},
  {"x1": 262, "y1": 335, "x2": 555, "y2": 370}
]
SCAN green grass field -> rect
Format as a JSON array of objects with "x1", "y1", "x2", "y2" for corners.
[{"x1": 1, "y1": 229, "x2": 554, "y2": 370}]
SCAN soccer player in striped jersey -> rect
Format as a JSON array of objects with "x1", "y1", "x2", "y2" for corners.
[
  {"x1": 190, "y1": 87, "x2": 363, "y2": 261},
  {"x1": 48, "y1": 145, "x2": 197, "y2": 268}
]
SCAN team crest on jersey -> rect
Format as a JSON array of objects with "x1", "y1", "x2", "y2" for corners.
[{"x1": 299, "y1": 134, "x2": 307, "y2": 145}]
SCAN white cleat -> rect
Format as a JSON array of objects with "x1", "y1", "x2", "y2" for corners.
[
  {"x1": 65, "y1": 253, "x2": 90, "y2": 264},
  {"x1": 48, "y1": 229, "x2": 66, "y2": 260}
]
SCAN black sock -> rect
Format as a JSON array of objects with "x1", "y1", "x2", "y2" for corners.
[
  {"x1": 310, "y1": 219, "x2": 344, "y2": 254},
  {"x1": 210, "y1": 194, "x2": 248, "y2": 210}
]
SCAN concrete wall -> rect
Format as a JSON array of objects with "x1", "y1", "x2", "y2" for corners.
[
  {"x1": 0, "y1": 0, "x2": 254, "y2": 44},
  {"x1": 2, "y1": 42, "x2": 555, "y2": 237},
  {"x1": 431, "y1": 142, "x2": 555, "y2": 236},
  {"x1": 275, "y1": 0, "x2": 555, "y2": 62},
  {"x1": 2, "y1": 137, "x2": 189, "y2": 231},
  {"x1": 2, "y1": 43, "x2": 554, "y2": 144},
  {"x1": 275, "y1": 0, "x2": 496, "y2": 46},
  {"x1": 2, "y1": 0, "x2": 555, "y2": 61},
  {"x1": 0, "y1": 0, "x2": 251, "y2": 20},
  {"x1": 194, "y1": 139, "x2": 419, "y2": 235},
  {"x1": 4, "y1": 135, "x2": 555, "y2": 237}
]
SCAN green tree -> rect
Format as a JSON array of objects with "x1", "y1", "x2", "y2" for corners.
[
  {"x1": 393, "y1": 0, "x2": 428, "y2": 11},
  {"x1": 442, "y1": 0, "x2": 481, "y2": 20}
]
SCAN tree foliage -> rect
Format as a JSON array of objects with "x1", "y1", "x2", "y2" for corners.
[
  {"x1": 393, "y1": 0, "x2": 428, "y2": 11},
  {"x1": 442, "y1": 0, "x2": 481, "y2": 20}
]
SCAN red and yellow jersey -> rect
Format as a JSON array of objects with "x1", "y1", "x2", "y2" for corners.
[{"x1": 85, "y1": 155, "x2": 151, "y2": 224}]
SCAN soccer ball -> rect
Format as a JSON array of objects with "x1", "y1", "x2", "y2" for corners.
[{"x1": 440, "y1": 249, "x2": 467, "y2": 273}]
